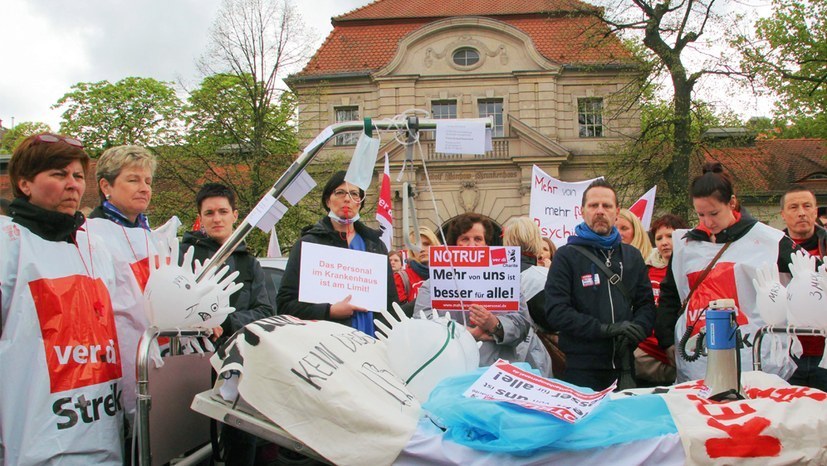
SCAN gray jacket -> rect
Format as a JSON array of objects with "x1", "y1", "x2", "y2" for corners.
[{"x1": 414, "y1": 279, "x2": 552, "y2": 377}]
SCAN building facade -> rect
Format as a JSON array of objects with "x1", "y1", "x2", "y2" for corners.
[{"x1": 287, "y1": 0, "x2": 641, "y2": 244}]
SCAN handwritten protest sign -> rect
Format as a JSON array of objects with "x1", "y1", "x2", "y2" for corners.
[
  {"x1": 299, "y1": 242, "x2": 388, "y2": 311},
  {"x1": 429, "y1": 246, "x2": 520, "y2": 312},
  {"x1": 529, "y1": 165, "x2": 602, "y2": 247},
  {"x1": 464, "y1": 359, "x2": 615, "y2": 423}
]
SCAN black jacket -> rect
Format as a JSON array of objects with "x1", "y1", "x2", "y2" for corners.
[
  {"x1": 180, "y1": 231, "x2": 274, "y2": 339},
  {"x1": 655, "y1": 215, "x2": 805, "y2": 348},
  {"x1": 276, "y1": 217, "x2": 399, "y2": 325},
  {"x1": 784, "y1": 225, "x2": 827, "y2": 258},
  {"x1": 543, "y1": 242, "x2": 655, "y2": 371}
]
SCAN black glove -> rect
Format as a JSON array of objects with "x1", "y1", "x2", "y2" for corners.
[{"x1": 600, "y1": 321, "x2": 647, "y2": 345}]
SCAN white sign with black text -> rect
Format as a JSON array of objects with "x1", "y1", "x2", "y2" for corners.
[{"x1": 298, "y1": 242, "x2": 388, "y2": 311}]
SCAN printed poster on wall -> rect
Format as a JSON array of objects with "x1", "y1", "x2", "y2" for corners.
[
  {"x1": 429, "y1": 246, "x2": 520, "y2": 312},
  {"x1": 529, "y1": 165, "x2": 602, "y2": 247}
]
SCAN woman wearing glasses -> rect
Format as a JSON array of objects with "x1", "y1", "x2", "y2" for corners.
[
  {"x1": 0, "y1": 133, "x2": 124, "y2": 464},
  {"x1": 277, "y1": 171, "x2": 398, "y2": 337}
]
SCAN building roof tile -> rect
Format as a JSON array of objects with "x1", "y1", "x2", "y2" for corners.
[
  {"x1": 704, "y1": 139, "x2": 827, "y2": 195},
  {"x1": 334, "y1": 0, "x2": 596, "y2": 21},
  {"x1": 297, "y1": 15, "x2": 630, "y2": 77}
]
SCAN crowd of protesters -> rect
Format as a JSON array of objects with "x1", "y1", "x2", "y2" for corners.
[{"x1": 1, "y1": 132, "x2": 826, "y2": 464}]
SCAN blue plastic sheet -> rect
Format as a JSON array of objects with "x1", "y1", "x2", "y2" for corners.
[{"x1": 422, "y1": 366, "x2": 678, "y2": 455}]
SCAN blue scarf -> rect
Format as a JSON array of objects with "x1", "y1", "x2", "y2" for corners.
[
  {"x1": 102, "y1": 201, "x2": 150, "y2": 230},
  {"x1": 568, "y1": 222, "x2": 621, "y2": 250},
  {"x1": 347, "y1": 233, "x2": 376, "y2": 337}
]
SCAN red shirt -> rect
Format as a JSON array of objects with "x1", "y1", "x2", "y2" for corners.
[{"x1": 638, "y1": 265, "x2": 672, "y2": 365}]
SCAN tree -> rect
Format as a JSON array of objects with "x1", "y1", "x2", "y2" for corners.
[
  {"x1": 0, "y1": 121, "x2": 51, "y2": 153},
  {"x1": 734, "y1": 0, "x2": 827, "y2": 115},
  {"x1": 197, "y1": 0, "x2": 313, "y2": 160},
  {"x1": 151, "y1": 72, "x2": 302, "y2": 254},
  {"x1": 155, "y1": 0, "x2": 317, "y2": 253},
  {"x1": 53, "y1": 77, "x2": 184, "y2": 155},
  {"x1": 580, "y1": 0, "x2": 739, "y2": 217},
  {"x1": 607, "y1": 97, "x2": 743, "y2": 212},
  {"x1": 733, "y1": 0, "x2": 827, "y2": 135}
]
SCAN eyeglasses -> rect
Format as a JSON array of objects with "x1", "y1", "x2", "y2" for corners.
[
  {"x1": 35, "y1": 134, "x2": 84, "y2": 148},
  {"x1": 332, "y1": 189, "x2": 363, "y2": 202}
]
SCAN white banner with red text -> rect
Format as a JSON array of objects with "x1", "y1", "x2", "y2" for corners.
[{"x1": 429, "y1": 246, "x2": 520, "y2": 312}]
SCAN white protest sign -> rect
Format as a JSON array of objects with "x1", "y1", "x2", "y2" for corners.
[
  {"x1": 429, "y1": 246, "x2": 520, "y2": 312},
  {"x1": 464, "y1": 359, "x2": 616, "y2": 423},
  {"x1": 435, "y1": 119, "x2": 486, "y2": 155},
  {"x1": 529, "y1": 165, "x2": 602, "y2": 247},
  {"x1": 299, "y1": 242, "x2": 388, "y2": 311}
]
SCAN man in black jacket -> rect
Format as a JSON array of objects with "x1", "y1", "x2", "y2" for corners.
[
  {"x1": 543, "y1": 179, "x2": 655, "y2": 391},
  {"x1": 181, "y1": 183, "x2": 274, "y2": 341},
  {"x1": 780, "y1": 186, "x2": 827, "y2": 391},
  {"x1": 181, "y1": 183, "x2": 273, "y2": 466}
]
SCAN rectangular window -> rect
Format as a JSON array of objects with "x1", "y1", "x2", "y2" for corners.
[
  {"x1": 334, "y1": 106, "x2": 359, "y2": 146},
  {"x1": 431, "y1": 100, "x2": 457, "y2": 119},
  {"x1": 478, "y1": 99, "x2": 504, "y2": 137},
  {"x1": 578, "y1": 98, "x2": 603, "y2": 138}
]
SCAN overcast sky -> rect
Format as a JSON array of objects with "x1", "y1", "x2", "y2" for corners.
[
  {"x1": 0, "y1": 0, "x2": 366, "y2": 130},
  {"x1": 0, "y1": 0, "x2": 773, "y2": 132}
]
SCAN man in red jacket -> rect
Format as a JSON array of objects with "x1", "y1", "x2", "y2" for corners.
[{"x1": 781, "y1": 186, "x2": 827, "y2": 391}]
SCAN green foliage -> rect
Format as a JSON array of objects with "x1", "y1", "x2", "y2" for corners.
[
  {"x1": 771, "y1": 114, "x2": 827, "y2": 139},
  {"x1": 0, "y1": 121, "x2": 51, "y2": 153},
  {"x1": 734, "y1": 0, "x2": 827, "y2": 119},
  {"x1": 607, "y1": 99, "x2": 745, "y2": 216},
  {"x1": 150, "y1": 72, "x2": 304, "y2": 256},
  {"x1": 52, "y1": 77, "x2": 184, "y2": 155}
]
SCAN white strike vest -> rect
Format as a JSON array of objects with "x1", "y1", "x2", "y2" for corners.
[
  {"x1": 671, "y1": 223, "x2": 794, "y2": 382},
  {"x1": 0, "y1": 220, "x2": 123, "y2": 465}
]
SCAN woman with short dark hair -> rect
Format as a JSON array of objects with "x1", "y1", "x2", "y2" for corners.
[
  {"x1": 1, "y1": 133, "x2": 124, "y2": 464},
  {"x1": 277, "y1": 171, "x2": 398, "y2": 336}
]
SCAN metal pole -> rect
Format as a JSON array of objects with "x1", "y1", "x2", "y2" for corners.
[
  {"x1": 195, "y1": 117, "x2": 492, "y2": 282},
  {"x1": 135, "y1": 328, "x2": 211, "y2": 466},
  {"x1": 752, "y1": 326, "x2": 826, "y2": 371}
]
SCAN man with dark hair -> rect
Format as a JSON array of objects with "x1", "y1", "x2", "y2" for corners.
[
  {"x1": 543, "y1": 179, "x2": 656, "y2": 391},
  {"x1": 780, "y1": 185, "x2": 827, "y2": 391},
  {"x1": 181, "y1": 182, "x2": 273, "y2": 465}
]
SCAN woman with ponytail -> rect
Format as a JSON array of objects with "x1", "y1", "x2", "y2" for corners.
[{"x1": 656, "y1": 162, "x2": 803, "y2": 383}]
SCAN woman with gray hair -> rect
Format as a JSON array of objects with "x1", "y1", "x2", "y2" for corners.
[{"x1": 85, "y1": 145, "x2": 179, "y2": 457}]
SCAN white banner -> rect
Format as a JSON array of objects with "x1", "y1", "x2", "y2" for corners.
[
  {"x1": 655, "y1": 372, "x2": 827, "y2": 465},
  {"x1": 298, "y1": 242, "x2": 388, "y2": 311},
  {"x1": 529, "y1": 165, "x2": 602, "y2": 247},
  {"x1": 464, "y1": 359, "x2": 615, "y2": 423},
  {"x1": 429, "y1": 246, "x2": 520, "y2": 312},
  {"x1": 211, "y1": 316, "x2": 421, "y2": 466}
]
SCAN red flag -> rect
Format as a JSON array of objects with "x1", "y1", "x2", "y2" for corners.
[
  {"x1": 376, "y1": 153, "x2": 393, "y2": 250},
  {"x1": 629, "y1": 186, "x2": 657, "y2": 231}
]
